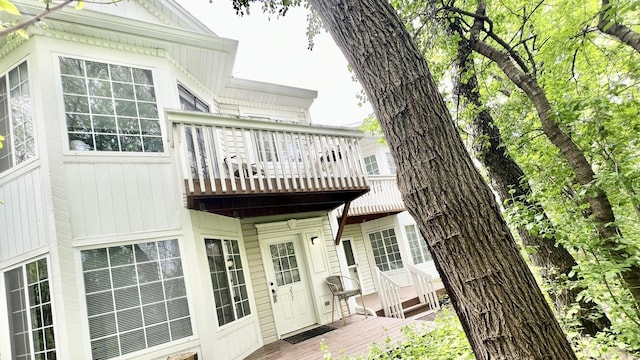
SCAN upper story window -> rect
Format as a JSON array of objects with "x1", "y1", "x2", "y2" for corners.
[
  {"x1": 385, "y1": 152, "x2": 397, "y2": 175},
  {"x1": 60, "y1": 57, "x2": 163, "y2": 153},
  {"x1": 364, "y1": 154, "x2": 380, "y2": 175},
  {"x1": 0, "y1": 61, "x2": 35, "y2": 174},
  {"x1": 178, "y1": 84, "x2": 209, "y2": 112},
  {"x1": 405, "y1": 224, "x2": 432, "y2": 264}
]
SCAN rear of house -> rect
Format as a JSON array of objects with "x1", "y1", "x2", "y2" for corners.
[{"x1": 0, "y1": 1, "x2": 370, "y2": 359}]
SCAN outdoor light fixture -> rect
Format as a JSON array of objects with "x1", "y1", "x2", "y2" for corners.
[
  {"x1": 310, "y1": 236, "x2": 318, "y2": 245},
  {"x1": 226, "y1": 258, "x2": 234, "y2": 269}
]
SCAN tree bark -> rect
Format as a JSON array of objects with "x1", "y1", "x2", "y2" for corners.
[
  {"x1": 598, "y1": 0, "x2": 640, "y2": 54},
  {"x1": 309, "y1": 0, "x2": 577, "y2": 358},
  {"x1": 452, "y1": 26, "x2": 611, "y2": 336},
  {"x1": 467, "y1": 3, "x2": 640, "y2": 308}
]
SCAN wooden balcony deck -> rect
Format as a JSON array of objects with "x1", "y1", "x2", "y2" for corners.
[
  {"x1": 336, "y1": 176, "x2": 405, "y2": 224},
  {"x1": 169, "y1": 110, "x2": 370, "y2": 218},
  {"x1": 244, "y1": 314, "x2": 433, "y2": 360}
]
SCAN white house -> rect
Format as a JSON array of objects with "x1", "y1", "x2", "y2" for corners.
[{"x1": 0, "y1": 2, "x2": 438, "y2": 360}]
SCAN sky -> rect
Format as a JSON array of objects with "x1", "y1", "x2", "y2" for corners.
[{"x1": 176, "y1": 0, "x2": 372, "y2": 127}]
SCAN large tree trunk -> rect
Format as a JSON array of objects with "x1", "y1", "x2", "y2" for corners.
[
  {"x1": 598, "y1": 0, "x2": 640, "y2": 54},
  {"x1": 468, "y1": 3, "x2": 640, "y2": 308},
  {"x1": 309, "y1": 0, "x2": 576, "y2": 358},
  {"x1": 452, "y1": 27, "x2": 611, "y2": 336}
]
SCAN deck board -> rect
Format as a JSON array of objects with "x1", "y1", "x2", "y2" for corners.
[{"x1": 244, "y1": 314, "x2": 432, "y2": 360}]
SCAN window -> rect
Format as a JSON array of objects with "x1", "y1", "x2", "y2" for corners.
[
  {"x1": 178, "y1": 85, "x2": 209, "y2": 112},
  {"x1": 254, "y1": 131, "x2": 302, "y2": 163},
  {"x1": 385, "y1": 152, "x2": 396, "y2": 174},
  {"x1": 0, "y1": 61, "x2": 35, "y2": 173},
  {"x1": 5, "y1": 258, "x2": 56, "y2": 360},
  {"x1": 60, "y1": 57, "x2": 163, "y2": 153},
  {"x1": 205, "y1": 239, "x2": 251, "y2": 327},
  {"x1": 406, "y1": 225, "x2": 432, "y2": 264},
  {"x1": 363, "y1": 154, "x2": 379, "y2": 175},
  {"x1": 81, "y1": 240, "x2": 192, "y2": 359},
  {"x1": 369, "y1": 228, "x2": 403, "y2": 271}
]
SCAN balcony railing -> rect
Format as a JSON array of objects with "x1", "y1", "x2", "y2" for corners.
[
  {"x1": 337, "y1": 175, "x2": 405, "y2": 220},
  {"x1": 168, "y1": 110, "x2": 369, "y2": 217}
]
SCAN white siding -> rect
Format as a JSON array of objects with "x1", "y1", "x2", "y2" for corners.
[
  {"x1": 0, "y1": 167, "x2": 47, "y2": 260},
  {"x1": 65, "y1": 162, "x2": 180, "y2": 239},
  {"x1": 341, "y1": 224, "x2": 376, "y2": 294}
]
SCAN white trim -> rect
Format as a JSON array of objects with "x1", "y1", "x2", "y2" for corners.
[{"x1": 71, "y1": 229, "x2": 183, "y2": 248}]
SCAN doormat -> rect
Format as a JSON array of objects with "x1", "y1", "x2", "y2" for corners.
[{"x1": 283, "y1": 325, "x2": 336, "y2": 344}]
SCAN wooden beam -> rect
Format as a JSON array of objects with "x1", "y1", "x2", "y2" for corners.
[{"x1": 334, "y1": 201, "x2": 351, "y2": 245}]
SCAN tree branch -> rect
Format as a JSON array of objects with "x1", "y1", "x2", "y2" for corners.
[
  {"x1": 598, "y1": 0, "x2": 640, "y2": 54},
  {"x1": 0, "y1": 0, "x2": 75, "y2": 38}
]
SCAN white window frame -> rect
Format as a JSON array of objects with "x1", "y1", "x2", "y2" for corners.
[
  {"x1": 79, "y1": 239, "x2": 193, "y2": 360},
  {"x1": 4, "y1": 257, "x2": 57, "y2": 360},
  {"x1": 368, "y1": 228, "x2": 403, "y2": 272},
  {"x1": 0, "y1": 59, "x2": 36, "y2": 176},
  {"x1": 204, "y1": 238, "x2": 252, "y2": 328},
  {"x1": 405, "y1": 224, "x2": 432, "y2": 265},
  {"x1": 385, "y1": 152, "x2": 397, "y2": 175},
  {"x1": 58, "y1": 56, "x2": 164, "y2": 154},
  {"x1": 363, "y1": 154, "x2": 380, "y2": 176}
]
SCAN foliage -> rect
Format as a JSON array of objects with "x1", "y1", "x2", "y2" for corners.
[{"x1": 385, "y1": 0, "x2": 640, "y2": 353}]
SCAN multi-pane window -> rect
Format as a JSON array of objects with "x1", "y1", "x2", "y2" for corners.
[
  {"x1": 269, "y1": 241, "x2": 301, "y2": 286},
  {"x1": 5, "y1": 258, "x2": 56, "y2": 360},
  {"x1": 205, "y1": 239, "x2": 251, "y2": 327},
  {"x1": 385, "y1": 152, "x2": 397, "y2": 174},
  {"x1": 364, "y1": 154, "x2": 380, "y2": 175},
  {"x1": 406, "y1": 225, "x2": 433, "y2": 264},
  {"x1": 254, "y1": 131, "x2": 302, "y2": 163},
  {"x1": 369, "y1": 228, "x2": 403, "y2": 272},
  {"x1": 178, "y1": 84, "x2": 209, "y2": 112},
  {"x1": 60, "y1": 57, "x2": 163, "y2": 153},
  {"x1": 81, "y1": 240, "x2": 192, "y2": 360},
  {"x1": 0, "y1": 61, "x2": 35, "y2": 173}
]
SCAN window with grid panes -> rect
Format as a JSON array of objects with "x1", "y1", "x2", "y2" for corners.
[
  {"x1": 405, "y1": 225, "x2": 432, "y2": 264},
  {"x1": 0, "y1": 61, "x2": 35, "y2": 174},
  {"x1": 368, "y1": 228, "x2": 403, "y2": 271},
  {"x1": 205, "y1": 239, "x2": 251, "y2": 326},
  {"x1": 385, "y1": 152, "x2": 396, "y2": 174},
  {"x1": 59, "y1": 57, "x2": 163, "y2": 152},
  {"x1": 363, "y1": 154, "x2": 379, "y2": 175},
  {"x1": 5, "y1": 258, "x2": 56, "y2": 360},
  {"x1": 269, "y1": 241, "x2": 301, "y2": 286},
  {"x1": 81, "y1": 240, "x2": 192, "y2": 359}
]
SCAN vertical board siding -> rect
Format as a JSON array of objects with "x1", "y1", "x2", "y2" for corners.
[
  {"x1": 240, "y1": 221, "x2": 278, "y2": 344},
  {"x1": 0, "y1": 168, "x2": 47, "y2": 261},
  {"x1": 65, "y1": 162, "x2": 180, "y2": 239}
]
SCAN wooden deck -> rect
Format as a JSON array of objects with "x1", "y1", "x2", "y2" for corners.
[{"x1": 244, "y1": 314, "x2": 433, "y2": 360}]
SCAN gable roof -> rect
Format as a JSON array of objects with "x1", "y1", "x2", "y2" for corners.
[{"x1": 6, "y1": 0, "x2": 316, "y2": 109}]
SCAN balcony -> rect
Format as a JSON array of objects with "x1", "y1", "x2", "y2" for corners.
[
  {"x1": 168, "y1": 110, "x2": 369, "y2": 218},
  {"x1": 336, "y1": 175, "x2": 405, "y2": 224}
]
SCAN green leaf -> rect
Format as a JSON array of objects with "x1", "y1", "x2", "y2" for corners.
[{"x1": 0, "y1": 0, "x2": 20, "y2": 15}]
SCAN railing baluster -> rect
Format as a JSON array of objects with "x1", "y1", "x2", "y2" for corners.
[
  {"x1": 191, "y1": 126, "x2": 206, "y2": 194},
  {"x1": 240, "y1": 128, "x2": 256, "y2": 192},
  {"x1": 179, "y1": 124, "x2": 195, "y2": 194},
  {"x1": 273, "y1": 131, "x2": 290, "y2": 191},
  {"x1": 202, "y1": 126, "x2": 217, "y2": 193},
  {"x1": 300, "y1": 133, "x2": 315, "y2": 190},
  {"x1": 212, "y1": 126, "x2": 227, "y2": 193},
  {"x1": 311, "y1": 134, "x2": 327, "y2": 190}
]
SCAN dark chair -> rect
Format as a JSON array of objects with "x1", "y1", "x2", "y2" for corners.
[{"x1": 325, "y1": 275, "x2": 367, "y2": 325}]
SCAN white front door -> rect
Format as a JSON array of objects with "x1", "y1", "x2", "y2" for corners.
[{"x1": 261, "y1": 235, "x2": 316, "y2": 336}]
